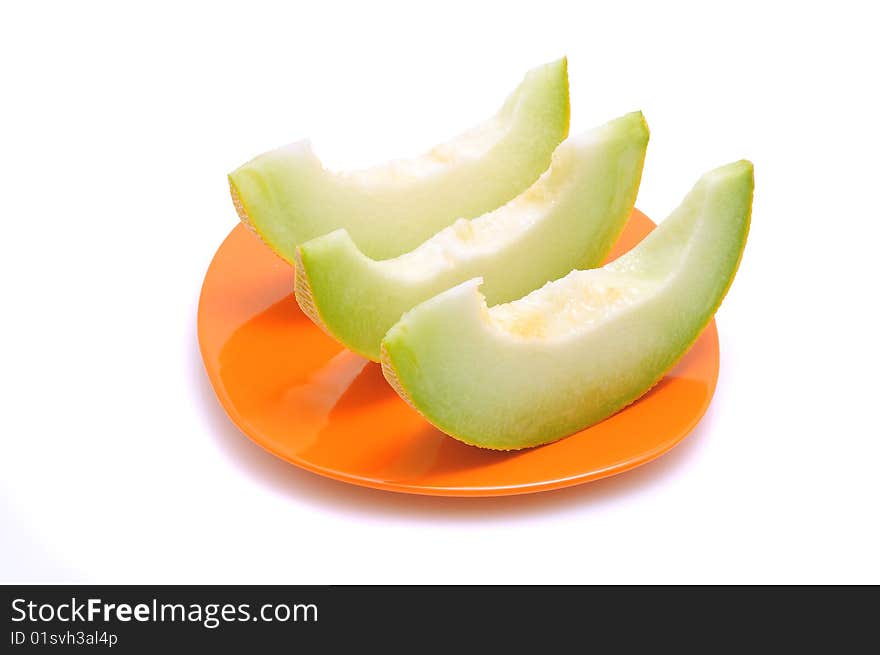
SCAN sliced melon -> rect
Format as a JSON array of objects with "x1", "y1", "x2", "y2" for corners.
[
  {"x1": 294, "y1": 112, "x2": 649, "y2": 361},
  {"x1": 381, "y1": 161, "x2": 753, "y2": 450},
  {"x1": 229, "y1": 58, "x2": 570, "y2": 262}
]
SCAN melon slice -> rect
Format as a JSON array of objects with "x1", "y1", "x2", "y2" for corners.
[
  {"x1": 229, "y1": 58, "x2": 570, "y2": 262},
  {"x1": 381, "y1": 161, "x2": 754, "y2": 449},
  {"x1": 295, "y1": 112, "x2": 649, "y2": 361}
]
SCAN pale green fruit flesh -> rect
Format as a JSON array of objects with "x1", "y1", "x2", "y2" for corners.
[
  {"x1": 381, "y1": 161, "x2": 753, "y2": 450},
  {"x1": 229, "y1": 58, "x2": 570, "y2": 262},
  {"x1": 295, "y1": 112, "x2": 649, "y2": 361}
]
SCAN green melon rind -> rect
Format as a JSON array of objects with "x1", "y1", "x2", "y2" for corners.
[
  {"x1": 381, "y1": 160, "x2": 754, "y2": 450},
  {"x1": 228, "y1": 58, "x2": 570, "y2": 262}
]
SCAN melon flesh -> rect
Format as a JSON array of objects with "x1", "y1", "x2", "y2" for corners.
[
  {"x1": 381, "y1": 161, "x2": 753, "y2": 450},
  {"x1": 229, "y1": 58, "x2": 570, "y2": 262},
  {"x1": 295, "y1": 112, "x2": 649, "y2": 361}
]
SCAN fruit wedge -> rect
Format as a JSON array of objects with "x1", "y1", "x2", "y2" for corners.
[
  {"x1": 295, "y1": 112, "x2": 650, "y2": 361},
  {"x1": 381, "y1": 161, "x2": 753, "y2": 449},
  {"x1": 229, "y1": 58, "x2": 570, "y2": 262}
]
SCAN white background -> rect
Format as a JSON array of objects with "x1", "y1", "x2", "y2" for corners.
[{"x1": 2, "y1": 1, "x2": 878, "y2": 584}]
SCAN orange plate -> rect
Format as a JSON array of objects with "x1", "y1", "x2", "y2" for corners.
[{"x1": 198, "y1": 209, "x2": 719, "y2": 497}]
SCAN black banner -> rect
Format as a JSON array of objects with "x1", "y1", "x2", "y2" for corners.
[{"x1": 1, "y1": 586, "x2": 876, "y2": 651}]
